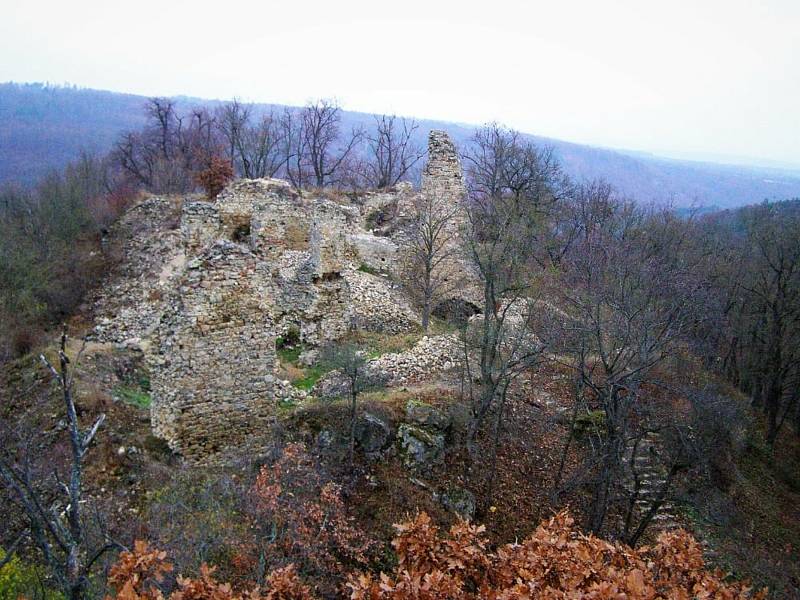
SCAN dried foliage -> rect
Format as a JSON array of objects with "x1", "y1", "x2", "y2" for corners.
[
  {"x1": 195, "y1": 156, "x2": 234, "y2": 199},
  {"x1": 105, "y1": 510, "x2": 764, "y2": 599},
  {"x1": 349, "y1": 510, "x2": 766, "y2": 599},
  {"x1": 104, "y1": 542, "x2": 312, "y2": 600},
  {"x1": 250, "y1": 443, "x2": 376, "y2": 573}
]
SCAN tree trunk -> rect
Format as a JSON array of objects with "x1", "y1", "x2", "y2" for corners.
[{"x1": 349, "y1": 386, "x2": 357, "y2": 469}]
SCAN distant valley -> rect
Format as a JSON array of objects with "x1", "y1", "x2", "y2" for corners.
[{"x1": 2, "y1": 81, "x2": 799, "y2": 208}]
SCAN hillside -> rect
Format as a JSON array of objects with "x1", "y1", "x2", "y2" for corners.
[
  {"x1": 2, "y1": 82, "x2": 800, "y2": 208},
  {"x1": 2, "y1": 129, "x2": 798, "y2": 598}
]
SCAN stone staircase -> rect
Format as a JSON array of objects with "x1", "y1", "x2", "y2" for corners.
[
  {"x1": 622, "y1": 433, "x2": 725, "y2": 565},
  {"x1": 622, "y1": 432, "x2": 680, "y2": 535}
]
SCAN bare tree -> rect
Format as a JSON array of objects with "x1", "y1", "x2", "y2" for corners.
[
  {"x1": 216, "y1": 100, "x2": 286, "y2": 179},
  {"x1": 300, "y1": 99, "x2": 363, "y2": 188},
  {"x1": 364, "y1": 114, "x2": 425, "y2": 188},
  {"x1": 552, "y1": 185, "x2": 702, "y2": 535},
  {"x1": 462, "y1": 191, "x2": 549, "y2": 456},
  {"x1": 462, "y1": 122, "x2": 516, "y2": 198},
  {"x1": 460, "y1": 125, "x2": 562, "y2": 459},
  {"x1": 113, "y1": 98, "x2": 213, "y2": 194},
  {"x1": 0, "y1": 329, "x2": 121, "y2": 599},
  {"x1": 240, "y1": 112, "x2": 287, "y2": 179},
  {"x1": 279, "y1": 108, "x2": 308, "y2": 189},
  {"x1": 694, "y1": 201, "x2": 800, "y2": 452},
  {"x1": 401, "y1": 191, "x2": 463, "y2": 331},
  {"x1": 216, "y1": 98, "x2": 251, "y2": 168},
  {"x1": 739, "y1": 203, "x2": 800, "y2": 450}
]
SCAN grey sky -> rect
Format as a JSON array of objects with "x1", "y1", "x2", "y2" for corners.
[{"x1": 1, "y1": 0, "x2": 798, "y2": 166}]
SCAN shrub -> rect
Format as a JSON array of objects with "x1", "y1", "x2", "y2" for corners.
[
  {"x1": 195, "y1": 156, "x2": 234, "y2": 200},
  {"x1": 10, "y1": 326, "x2": 37, "y2": 358},
  {"x1": 249, "y1": 443, "x2": 376, "y2": 578},
  {"x1": 0, "y1": 548, "x2": 59, "y2": 600},
  {"x1": 349, "y1": 510, "x2": 766, "y2": 599},
  {"x1": 104, "y1": 510, "x2": 766, "y2": 599}
]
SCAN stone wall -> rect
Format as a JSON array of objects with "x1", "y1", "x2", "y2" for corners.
[
  {"x1": 182, "y1": 200, "x2": 220, "y2": 253},
  {"x1": 150, "y1": 241, "x2": 278, "y2": 462},
  {"x1": 422, "y1": 130, "x2": 466, "y2": 205},
  {"x1": 347, "y1": 233, "x2": 399, "y2": 275}
]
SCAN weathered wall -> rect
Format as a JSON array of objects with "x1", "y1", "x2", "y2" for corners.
[
  {"x1": 347, "y1": 233, "x2": 399, "y2": 275},
  {"x1": 421, "y1": 130, "x2": 466, "y2": 205},
  {"x1": 150, "y1": 241, "x2": 278, "y2": 462},
  {"x1": 182, "y1": 201, "x2": 220, "y2": 253}
]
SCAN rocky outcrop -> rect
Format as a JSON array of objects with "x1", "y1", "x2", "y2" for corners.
[
  {"x1": 397, "y1": 423, "x2": 445, "y2": 470},
  {"x1": 405, "y1": 399, "x2": 451, "y2": 431},
  {"x1": 347, "y1": 232, "x2": 399, "y2": 275},
  {"x1": 439, "y1": 486, "x2": 477, "y2": 520},
  {"x1": 89, "y1": 197, "x2": 184, "y2": 345},
  {"x1": 354, "y1": 413, "x2": 392, "y2": 454}
]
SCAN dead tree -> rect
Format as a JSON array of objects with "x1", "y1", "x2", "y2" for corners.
[
  {"x1": 0, "y1": 329, "x2": 120, "y2": 599},
  {"x1": 364, "y1": 114, "x2": 424, "y2": 189}
]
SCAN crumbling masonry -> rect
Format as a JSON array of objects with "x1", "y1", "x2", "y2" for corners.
[{"x1": 91, "y1": 130, "x2": 471, "y2": 463}]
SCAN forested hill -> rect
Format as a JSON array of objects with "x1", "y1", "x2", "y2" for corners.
[{"x1": 3, "y1": 81, "x2": 800, "y2": 208}]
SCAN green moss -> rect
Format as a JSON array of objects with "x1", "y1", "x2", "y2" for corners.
[
  {"x1": 357, "y1": 262, "x2": 381, "y2": 276},
  {"x1": 277, "y1": 344, "x2": 302, "y2": 364},
  {"x1": 574, "y1": 410, "x2": 606, "y2": 435},
  {"x1": 292, "y1": 365, "x2": 328, "y2": 391},
  {"x1": 114, "y1": 385, "x2": 151, "y2": 409}
]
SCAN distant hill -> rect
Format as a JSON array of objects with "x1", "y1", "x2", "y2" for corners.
[{"x1": 2, "y1": 82, "x2": 800, "y2": 208}]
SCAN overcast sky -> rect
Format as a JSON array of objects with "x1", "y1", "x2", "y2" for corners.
[{"x1": 1, "y1": 0, "x2": 798, "y2": 166}]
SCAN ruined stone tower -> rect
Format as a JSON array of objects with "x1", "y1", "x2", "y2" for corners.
[{"x1": 421, "y1": 130, "x2": 466, "y2": 205}]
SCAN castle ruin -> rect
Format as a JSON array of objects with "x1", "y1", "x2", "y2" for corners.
[{"x1": 92, "y1": 130, "x2": 473, "y2": 463}]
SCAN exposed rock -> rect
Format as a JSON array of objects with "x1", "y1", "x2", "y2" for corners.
[
  {"x1": 440, "y1": 486, "x2": 476, "y2": 520},
  {"x1": 405, "y1": 399, "x2": 451, "y2": 431},
  {"x1": 344, "y1": 270, "x2": 419, "y2": 334},
  {"x1": 397, "y1": 423, "x2": 445, "y2": 470},
  {"x1": 354, "y1": 413, "x2": 392, "y2": 453},
  {"x1": 348, "y1": 232, "x2": 399, "y2": 275},
  {"x1": 88, "y1": 196, "x2": 184, "y2": 345},
  {"x1": 314, "y1": 334, "x2": 461, "y2": 399},
  {"x1": 316, "y1": 429, "x2": 336, "y2": 449}
]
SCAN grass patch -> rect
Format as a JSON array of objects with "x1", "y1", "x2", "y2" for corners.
[
  {"x1": 114, "y1": 385, "x2": 151, "y2": 409},
  {"x1": 274, "y1": 332, "x2": 331, "y2": 392},
  {"x1": 357, "y1": 263, "x2": 381, "y2": 276},
  {"x1": 277, "y1": 345, "x2": 302, "y2": 364},
  {"x1": 292, "y1": 365, "x2": 328, "y2": 391},
  {"x1": 344, "y1": 330, "x2": 422, "y2": 358}
]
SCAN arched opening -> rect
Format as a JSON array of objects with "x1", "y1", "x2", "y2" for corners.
[{"x1": 432, "y1": 298, "x2": 481, "y2": 327}]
